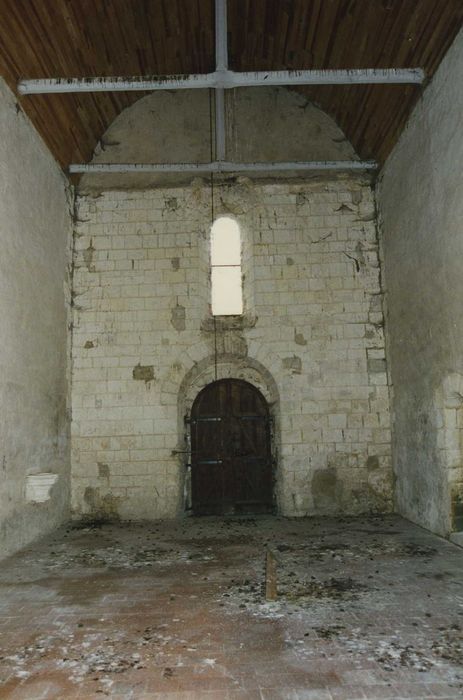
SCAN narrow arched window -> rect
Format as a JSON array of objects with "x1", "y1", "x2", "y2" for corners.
[{"x1": 210, "y1": 217, "x2": 243, "y2": 316}]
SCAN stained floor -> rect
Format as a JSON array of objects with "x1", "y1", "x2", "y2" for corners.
[{"x1": 0, "y1": 515, "x2": 462, "y2": 699}]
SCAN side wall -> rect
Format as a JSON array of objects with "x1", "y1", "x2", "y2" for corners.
[
  {"x1": 0, "y1": 79, "x2": 73, "y2": 558},
  {"x1": 378, "y1": 29, "x2": 463, "y2": 536},
  {"x1": 71, "y1": 177, "x2": 392, "y2": 520}
]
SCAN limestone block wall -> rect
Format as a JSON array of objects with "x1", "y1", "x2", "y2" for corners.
[
  {"x1": 378, "y1": 28, "x2": 463, "y2": 537},
  {"x1": 71, "y1": 176, "x2": 392, "y2": 520},
  {"x1": 0, "y1": 78, "x2": 73, "y2": 558}
]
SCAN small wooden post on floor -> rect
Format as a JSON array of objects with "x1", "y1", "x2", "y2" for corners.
[{"x1": 265, "y1": 548, "x2": 278, "y2": 601}]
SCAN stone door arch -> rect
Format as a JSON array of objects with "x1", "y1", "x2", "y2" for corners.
[{"x1": 177, "y1": 355, "x2": 281, "y2": 514}]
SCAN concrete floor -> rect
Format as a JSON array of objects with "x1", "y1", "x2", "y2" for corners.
[{"x1": 0, "y1": 515, "x2": 462, "y2": 700}]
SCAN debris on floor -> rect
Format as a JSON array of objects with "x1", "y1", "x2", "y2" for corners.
[{"x1": 0, "y1": 515, "x2": 462, "y2": 698}]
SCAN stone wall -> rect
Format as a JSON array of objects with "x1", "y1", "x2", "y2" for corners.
[
  {"x1": 71, "y1": 176, "x2": 392, "y2": 520},
  {"x1": 79, "y1": 86, "x2": 357, "y2": 193},
  {"x1": 0, "y1": 78, "x2": 73, "y2": 558},
  {"x1": 378, "y1": 28, "x2": 463, "y2": 536}
]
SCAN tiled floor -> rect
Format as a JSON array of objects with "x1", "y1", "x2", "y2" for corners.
[{"x1": 0, "y1": 515, "x2": 462, "y2": 699}]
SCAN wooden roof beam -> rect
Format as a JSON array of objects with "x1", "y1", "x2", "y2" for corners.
[
  {"x1": 68, "y1": 160, "x2": 378, "y2": 174},
  {"x1": 18, "y1": 68, "x2": 425, "y2": 95}
]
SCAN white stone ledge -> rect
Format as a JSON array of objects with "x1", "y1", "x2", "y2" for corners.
[{"x1": 25, "y1": 473, "x2": 59, "y2": 503}]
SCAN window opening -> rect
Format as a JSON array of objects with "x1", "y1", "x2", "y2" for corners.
[{"x1": 210, "y1": 216, "x2": 243, "y2": 316}]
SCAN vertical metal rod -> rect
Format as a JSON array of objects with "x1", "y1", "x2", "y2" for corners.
[
  {"x1": 215, "y1": 0, "x2": 228, "y2": 161},
  {"x1": 215, "y1": 0, "x2": 228, "y2": 71},
  {"x1": 215, "y1": 89, "x2": 226, "y2": 161}
]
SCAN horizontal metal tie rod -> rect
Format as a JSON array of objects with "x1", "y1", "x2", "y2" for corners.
[
  {"x1": 18, "y1": 68, "x2": 425, "y2": 95},
  {"x1": 69, "y1": 160, "x2": 378, "y2": 174}
]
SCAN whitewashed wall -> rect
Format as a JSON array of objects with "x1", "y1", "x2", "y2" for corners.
[
  {"x1": 0, "y1": 79, "x2": 73, "y2": 557},
  {"x1": 378, "y1": 28, "x2": 463, "y2": 537}
]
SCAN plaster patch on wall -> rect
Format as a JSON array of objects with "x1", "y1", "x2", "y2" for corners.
[
  {"x1": 311, "y1": 468, "x2": 342, "y2": 512},
  {"x1": 132, "y1": 364, "x2": 155, "y2": 383},
  {"x1": 98, "y1": 462, "x2": 110, "y2": 479},
  {"x1": 220, "y1": 332, "x2": 248, "y2": 358},
  {"x1": 282, "y1": 356, "x2": 302, "y2": 374},
  {"x1": 366, "y1": 472, "x2": 394, "y2": 513},
  {"x1": 164, "y1": 196, "x2": 179, "y2": 213},
  {"x1": 294, "y1": 330, "x2": 307, "y2": 346},
  {"x1": 171, "y1": 304, "x2": 186, "y2": 331},
  {"x1": 366, "y1": 455, "x2": 380, "y2": 472},
  {"x1": 368, "y1": 358, "x2": 387, "y2": 374},
  {"x1": 83, "y1": 240, "x2": 96, "y2": 272},
  {"x1": 83, "y1": 486, "x2": 121, "y2": 520}
]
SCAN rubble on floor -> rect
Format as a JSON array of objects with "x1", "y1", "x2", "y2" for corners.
[{"x1": 0, "y1": 515, "x2": 462, "y2": 699}]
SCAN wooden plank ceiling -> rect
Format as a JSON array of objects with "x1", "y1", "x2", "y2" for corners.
[{"x1": 0, "y1": 0, "x2": 462, "y2": 171}]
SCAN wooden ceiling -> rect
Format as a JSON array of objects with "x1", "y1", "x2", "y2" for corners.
[{"x1": 0, "y1": 0, "x2": 462, "y2": 171}]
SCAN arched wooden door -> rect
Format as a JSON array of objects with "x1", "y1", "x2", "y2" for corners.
[{"x1": 190, "y1": 379, "x2": 273, "y2": 515}]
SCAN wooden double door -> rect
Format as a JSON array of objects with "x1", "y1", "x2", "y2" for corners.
[{"x1": 190, "y1": 379, "x2": 273, "y2": 515}]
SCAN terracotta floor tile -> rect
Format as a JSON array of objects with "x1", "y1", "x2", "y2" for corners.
[{"x1": 0, "y1": 515, "x2": 462, "y2": 700}]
